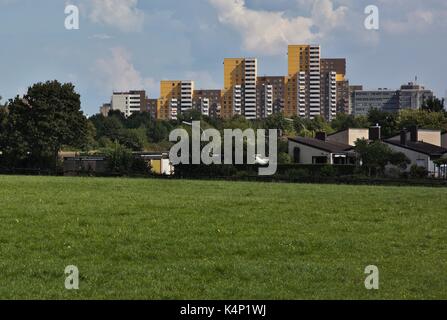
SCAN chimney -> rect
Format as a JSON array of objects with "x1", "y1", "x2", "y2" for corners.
[
  {"x1": 400, "y1": 130, "x2": 407, "y2": 145},
  {"x1": 315, "y1": 132, "x2": 327, "y2": 141},
  {"x1": 410, "y1": 125, "x2": 418, "y2": 142},
  {"x1": 369, "y1": 124, "x2": 381, "y2": 141}
]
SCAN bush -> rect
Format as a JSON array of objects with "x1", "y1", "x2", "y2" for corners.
[
  {"x1": 409, "y1": 165, "x2": 428, "y2": 179},
  {"x1": 278, "y1": 152, "x2": 292, "y2": 164},
  {"x1": 319, "y1": 165, "x2": 336, "y2": 177},
  {"x1": 285, "y1": 169, "x2": 311, "y2": 180}
]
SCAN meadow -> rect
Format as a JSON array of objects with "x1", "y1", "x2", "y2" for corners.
[{"x1": 0, "y1": 175, "x2": 446, "y2": 299}]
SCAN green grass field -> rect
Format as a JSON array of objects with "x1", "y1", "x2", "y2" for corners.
[{"x1": 0, "y1": 175, "x2": 446, "y2": 300}]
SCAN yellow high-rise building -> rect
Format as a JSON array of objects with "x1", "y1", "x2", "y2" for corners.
[
  {"x1": 285, "y1": 45, "x2": 321, "y2": 118},
  {"x1": 222, "y1": 58, "x2": 245, "y2": 119},
  {"x1": 157, "y1": 80, "x2": 194, "y2": 120},
  {"x1": 222, "y1": 57, "x2": 258, "y2": 120},
  {"x1": 157, "y1": 80, "x2": 181, "y2": 120}
]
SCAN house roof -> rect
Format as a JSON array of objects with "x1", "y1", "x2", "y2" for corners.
[
  {"x1": 288, "y1": 136, "x2": 354, "y2": 153},
  {"x1": 384, "y1": 139, "x2": 447, "y2": 156}
]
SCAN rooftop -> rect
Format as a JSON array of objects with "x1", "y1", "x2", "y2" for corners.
[
  {"x1": 288, "y1": 136, "x2": 353, "y2": 153},
  {"x1": 384, "y1": 139, "x2": 447, "y2": 156}
]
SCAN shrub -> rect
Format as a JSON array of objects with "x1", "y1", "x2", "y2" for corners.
[
  {"x1": 285, "y1": 169, "x2": 311, "y2": 180},
  {"x1": 319, "y1": 165, "x2": 336, "y2": 177},
  {"x1": 409, "y1": 165, "x2": 428, "y2": 179}
]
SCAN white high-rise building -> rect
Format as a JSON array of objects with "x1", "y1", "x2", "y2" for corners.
[
  {"x1": 264, "y1": 84, "x2": 274, "y2": 117},
  {"x1": 244, "y1": 58, "x2": 258, "y2": 120},
  {"x1": 180, "y1": 81, "x2": 194, "y2": 113},
  {"x1": 328, "y1": 71, "x2": 337, "y2": 121},
  {"x1": 233, "y1": 85, "x2": 242, "y2": 116},
  {"x1": 111, "y1": 90, "x2": 146, "y2": 118},
  {"x1": 170, "y1": 98, "x2": 178, "y2": 120},
  {"x1": 298, "y1": 71, "x2": 306, "y2": 117},
  {"x1": 309, "y1": 45, "x2": 321, "y2": 118},
  {"x1": 200, "y1": 97, "x2": 210, "y2": 116}
]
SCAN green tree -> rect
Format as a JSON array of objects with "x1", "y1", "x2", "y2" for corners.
[
  {"x1": 102, "y1": 142, "x2": 134, "y2": 174},
  {"x1": 5, "y1": 81, "x2": 89, "y2": 168},
  {"x1": 331, "y1": 113, "x2": 369, "y2": 131},
  {"x1": 147, "y1": 121, "x2": 171, "y2": 143},
  {"x1": 118, "y1": 128, "x2": 146, "y2": 151},
  {"x1": 422, "y1": 97, "x2": 445, "y2": 113},
  {"x1": 264, "y1": 113, "x2": 291, "y2": 134},
  {"x1": 125, "y1": 112, "x2": 152, "y2": 129},
  {"x1": 398, "y1": 109, "x2": 447, "y2": 131},
  {"x1": 0, "y1": 101, "x2": 7, "y2": 158},
  {"x1": 367, "y1": 109, "x2": 398, "y2": 138},
  {"x1": 355, "y1": 139, "x2": 410, "y2": 176}
]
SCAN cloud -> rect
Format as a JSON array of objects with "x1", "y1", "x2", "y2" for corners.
[
  {"x1": 184, "y1": 71, "x2": 220, "y2": 90},
  {"x1": 94, "y1": 47, "x2": 157, "y2": 95},
  {"x1": 86, "y1": 0, "x2": 144, "y2": 32},
  {"x1": 209, "y1": 0, "x2": 347, "y2": 55},
  {"x1": 383, "y1": 9, "x2": 447, "y2": 34},
  {"x1": 89, "y1": 34, "x2": 113, "y2": 40}
]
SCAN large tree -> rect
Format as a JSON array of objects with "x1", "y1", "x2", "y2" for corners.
[
  {"x1": 0, "y1": 98, "x2": 7, "y2": 158},
  {"x1": 355, "y1": 139, "x2": 410, "y2": 176},
  {"x1": 398, "y1": 109, "x2": 447, "y2": 131},
  {"x1": 5, "y1": 81, "x2": 89, "y2": 168},
  {"x1": 422, "y1": 97, "x2": 445, "y2": 113}
]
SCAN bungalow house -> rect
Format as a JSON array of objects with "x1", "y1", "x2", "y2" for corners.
[
  {"x1": 383, "y1": 127, "x2": 447, "y2": 174},
  {"x1": 288, "y1": 132, "x2": 356, "y2": 165}
]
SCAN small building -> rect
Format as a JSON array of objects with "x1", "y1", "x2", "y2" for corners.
[
  {"x1": 134, "y1": 152, "x2": 174, "y2": 175},
  {"x1": 288, "y1": 132, "x2": 356, "y2": 165},
  {"x1": 384, "y1": 128, "x2": 447, "y2": 174},
  {"x1": 63, "y1": 156, "x2": 108, "y2": 175}
]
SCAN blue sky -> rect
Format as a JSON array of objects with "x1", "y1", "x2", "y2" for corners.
[{"x1": 0, "y1": 0, "x2": 446, "y2": 115}]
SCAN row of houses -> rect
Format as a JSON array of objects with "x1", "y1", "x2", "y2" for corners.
[
  {"x1": 63, "y1": 152, "x2": 174, "y2": 176},
  {"x1": 61, "y1": 127, "x2": 447, "y2": 178},
  {"x1": 288, "y1": 126, "x2": 447, "y2": 176}
]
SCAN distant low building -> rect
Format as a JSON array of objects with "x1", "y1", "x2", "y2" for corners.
[
  {"x1": 111, "y1": 90, "x2": 148, "y2": 118},
  {"x1": 63, "y1": 156, "x2": 108, "y2": 175},
  {"x1": 134, "y1": 152, "x2": 174, "y2": 175},
  {"x1": 288, "y1": 132, "x2": 356, "y2": 165},
  {"x1": 99, "y1": 103, "x2": 111, "y2": 117},
  {"x1": 351, "y1": 82, "x2": 434, "y2": 116}
]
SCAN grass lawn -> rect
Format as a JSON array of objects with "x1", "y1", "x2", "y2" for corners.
[{"x1": 0, "y1": 175, "x2": 446, "y2": 300}]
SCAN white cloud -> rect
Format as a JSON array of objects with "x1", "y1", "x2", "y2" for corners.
[
  {"x1": 209, "y1": 0, "x2": 347, "y2": 55},
  {"x1": 89, "y1": 33, "x2": 113, "y2": 40},
  {"x1": 184, "y1": 71, "x2": 220, "y2": 90},
  {"x1": 86, "y1": 0, "x2": 144, "y2": 32},
  {"x1": 94, "y1": 47, "x2": 157, "y2": 95},
  {"x1": 383, "y1": 9, "x2": 446, "y2": 34}
]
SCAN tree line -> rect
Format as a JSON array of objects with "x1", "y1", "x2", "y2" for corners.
[{"x1": 0, "y1": 80, "x2": 446, "y2": 173}]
